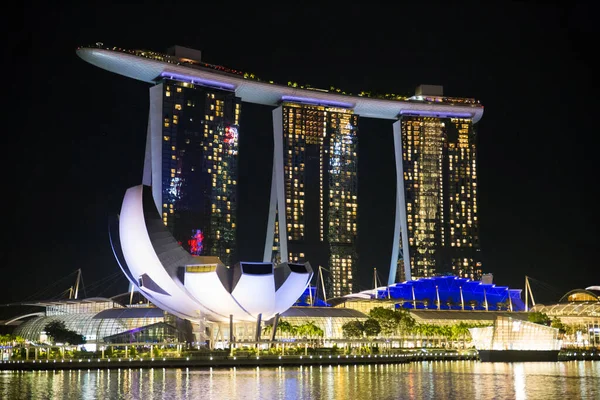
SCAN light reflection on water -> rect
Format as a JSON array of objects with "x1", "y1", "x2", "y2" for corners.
[{"x1": 1, "y1": 361, "x2": 599, "y2": 400}]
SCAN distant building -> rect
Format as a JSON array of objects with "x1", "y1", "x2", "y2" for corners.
[
  {"x1": 390, "y1": 85, "x2": 483, "y2": 283},
  {"x1": 530, "y1": 286, "x2": 600, "y2": 348},
  {"x1": 264, "y1": 102, "x2": 359, "y2": 298}
]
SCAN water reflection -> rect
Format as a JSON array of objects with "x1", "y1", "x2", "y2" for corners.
[{"x1": 1, "y1": 362, "x2": 599, "y2": 399}]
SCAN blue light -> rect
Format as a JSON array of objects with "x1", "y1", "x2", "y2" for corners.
[
  {"x1": 281, "y1": 95, "x2": 354, "y2": 108},
  {"x1": 160, "y1": 72, "x2": 235, "y2": 90},
  {"x1": 399, "y1": 110, "x2": 473, "y2": 118}
]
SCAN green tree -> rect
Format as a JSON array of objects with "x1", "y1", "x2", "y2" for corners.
[
  {"x1": 528, "y1": 312, "x2": 551, "y2": 326},
  {"x1": 342, "y1": 320, "x2": 364, "y2": 338},
  {"x1": 363, "y1": 319, "x2": 381, "y2": 337},
  {"x1": 550, "y1": 317, "x2": 567, "y2": 334},
  {"x1": 277, "y1": 320, "x2": 298, "y2": 337},
  {"x1": 296, "y1": 321, "x2": 323, "y2": 338},
  {"x1": 44, "y1": 321, "x2": 86, "y2": 345},
  {"x1": 369, "y1": 307, "x2": 399, "y2": 336},
  {"x1": 396, "y1": 308, "x2": 416, "y2": 334},
  {"x1": 262, "y1": 324, "x2": 273, "y2": 336},
  {"x1": 0, "y1": 334, "x2": 11, "y2": 345}
]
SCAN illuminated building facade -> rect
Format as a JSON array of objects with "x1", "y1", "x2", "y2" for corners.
[
  {"x1": 146, "y1": 78, "x2": 241, "y2": 266},
  {"x1": 76, "y1": 45, "x2": 484, "y2": 307},
  {"x1": 390, "y1": 85, "x2": 482, "y2": 283},
  {"x1": 264, "y1": 102, "x2": 359, "y2": 298}
]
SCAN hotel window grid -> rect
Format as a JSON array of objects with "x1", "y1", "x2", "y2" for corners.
[
  {"x1": 269, "y1": 103, "x2": 358, "y2": 297},
  {"x1": 399, "y1": 116, "x2": 481, "y2": 280},
  {"x1": 161, "y1": 79, "x2": 241, "y2": 266}
]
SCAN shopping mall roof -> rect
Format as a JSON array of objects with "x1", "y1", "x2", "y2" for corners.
[
  {"x1": 21, "y1": 297, "x2": 118, "y2": 308},
  {"x1": 530, "y1": 302, "x2": 600, "y2": 316},
  {"x1": 93, "y1": 307, "x2": 165, "y2": 319},
  {"x1": 558, "y1": 288, "x2": 600, "y2": 303},
  {"x1": 76, "y1": 44, "x2": 484, "y2": 122},
  {"x1": 409, "y1": 310, "x2": 530, "y2": 323}
]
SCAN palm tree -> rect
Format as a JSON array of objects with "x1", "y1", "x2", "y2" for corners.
[
  {"x1": 262, "y1": 324, "x2": 273, "y2": 336},
  {"x1": 277, "y1": 320, "x2": 294, "y2": 338}
]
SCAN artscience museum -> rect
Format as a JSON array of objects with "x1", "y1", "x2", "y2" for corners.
[{"x1": 109, "y1": 184, "x2": 313, "y2": 325}]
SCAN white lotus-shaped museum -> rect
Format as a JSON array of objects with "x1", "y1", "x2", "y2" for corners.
[{"x1": 109, "y1": 184, "x2": 313, "y2": 323}]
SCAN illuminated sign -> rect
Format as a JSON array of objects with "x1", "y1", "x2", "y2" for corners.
[
  {"x1": 188, "y1": 229, "x2": 205, "y2": 255},
  {"x1": 224, "y1": 125, "x2": 238, "y2": 146}
]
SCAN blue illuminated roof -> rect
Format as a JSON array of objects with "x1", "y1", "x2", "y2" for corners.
[{"x1": 311, "y1": 276, "x2": 525, "y2": 312}]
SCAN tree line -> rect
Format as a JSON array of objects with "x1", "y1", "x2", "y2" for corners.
[{"x1": 341, "y1": 307, "x2": 491, "y2": 342}]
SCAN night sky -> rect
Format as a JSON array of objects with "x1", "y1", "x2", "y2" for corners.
[{"x1": 5, "y1": 2, "x2": 596, "y2": 306}]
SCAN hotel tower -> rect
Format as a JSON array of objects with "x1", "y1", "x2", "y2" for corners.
[
  {"x1": 144, "y1": 47, "x2": 241, "y2": 267},
  {"x1": 263, "y1": 103, "x2": 359, "y2": 298},
  {"x1": 389, "y1": 85, "x2": 482, "y2": 284}
]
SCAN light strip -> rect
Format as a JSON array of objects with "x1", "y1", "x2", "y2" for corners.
[
  {"x1": 160, "y1": 72, "x2": 235, "y2": 90},
  {"x1": 399, "y1": 110, "x2": 473, "y2": 118},
  {"x1": 281, "y1": 95, "x2": 354, "y2": 109}
]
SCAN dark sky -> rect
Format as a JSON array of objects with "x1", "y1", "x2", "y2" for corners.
[{"x1": 5, "y1": 2, "x2": 596, "y2": 306}]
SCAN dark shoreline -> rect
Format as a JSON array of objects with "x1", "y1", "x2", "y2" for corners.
[
  {"x1": 1, "y1": 349, "x2": 596, "y2": 371},
  {"x1": 1, "y1": 354, "x2": 417, "y2": 371}
]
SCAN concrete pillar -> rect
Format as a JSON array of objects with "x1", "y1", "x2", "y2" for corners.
[
  {"x1": 47, "y1": 347, "x2": 50, "y2": 360},
  {"x1": 229, "y1": 316, "x2": 235, "y2": 357},
  {"x1": 34, "y1": 347, "x2": 38, "y2": 361},
  {"x1": 25, "y1": 347, "x2": 29, "y2": 361},
  {"x1": 102, "y1": 347, "x2": 105, "y2": 359},
  {"x1": 255, "y1": 314, "x2": 262, "y2": 344},
  {"x1": 271, "y1": 313, "x2": 280, "y2": 342},
  {"x1": 125, "y1": 345, "x2": 128, "y2": 358}
]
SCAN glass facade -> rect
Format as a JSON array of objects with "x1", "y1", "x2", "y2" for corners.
[
  {"x1": 469, "y1": 316, "x2": 561, "y2": 351},
  {"x1": 13, "y1": 312, "x2": 165, "y2": 345},
  {"x1": 270, "y1": 103, "x2": 358, "y2": 298},
  {"x1": 160, "y1": 79, "x2": 241, "y2": 266},
  {"x1": 397, "y1": 116, "x2": 481, "y2": 280}
]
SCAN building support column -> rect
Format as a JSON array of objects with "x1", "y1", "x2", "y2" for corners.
[
  {"x1": 255, "y1": 314, "x2": 262, "y2": 345},
  {"x1": 271, "y1": 313, "x2": 280, "y2": 342},
  {"x1": 263, "y1": 107, "x2": 288, "y2": 263},
  {"x1": 389, "y1": 120, "x2": 411, "y2": 285}
]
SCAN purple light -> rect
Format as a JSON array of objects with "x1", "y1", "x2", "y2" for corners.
[
  {"x1": 281, "y1": 95, "x2": 354, "y2": 109},
  {"x1": 399, "y1": 110, "x2": 473, "y2": 118},
  {"x1": 160, "y1": 72, "x2": 235, "y2": 90}
]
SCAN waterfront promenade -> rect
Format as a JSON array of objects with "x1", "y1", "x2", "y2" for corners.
[
  {"x1": 2, "y1": 348, "x2": 597, "y2": 371},
  {"x1": 1, "y1": 350, "x2": 473, "y2": 371}
]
